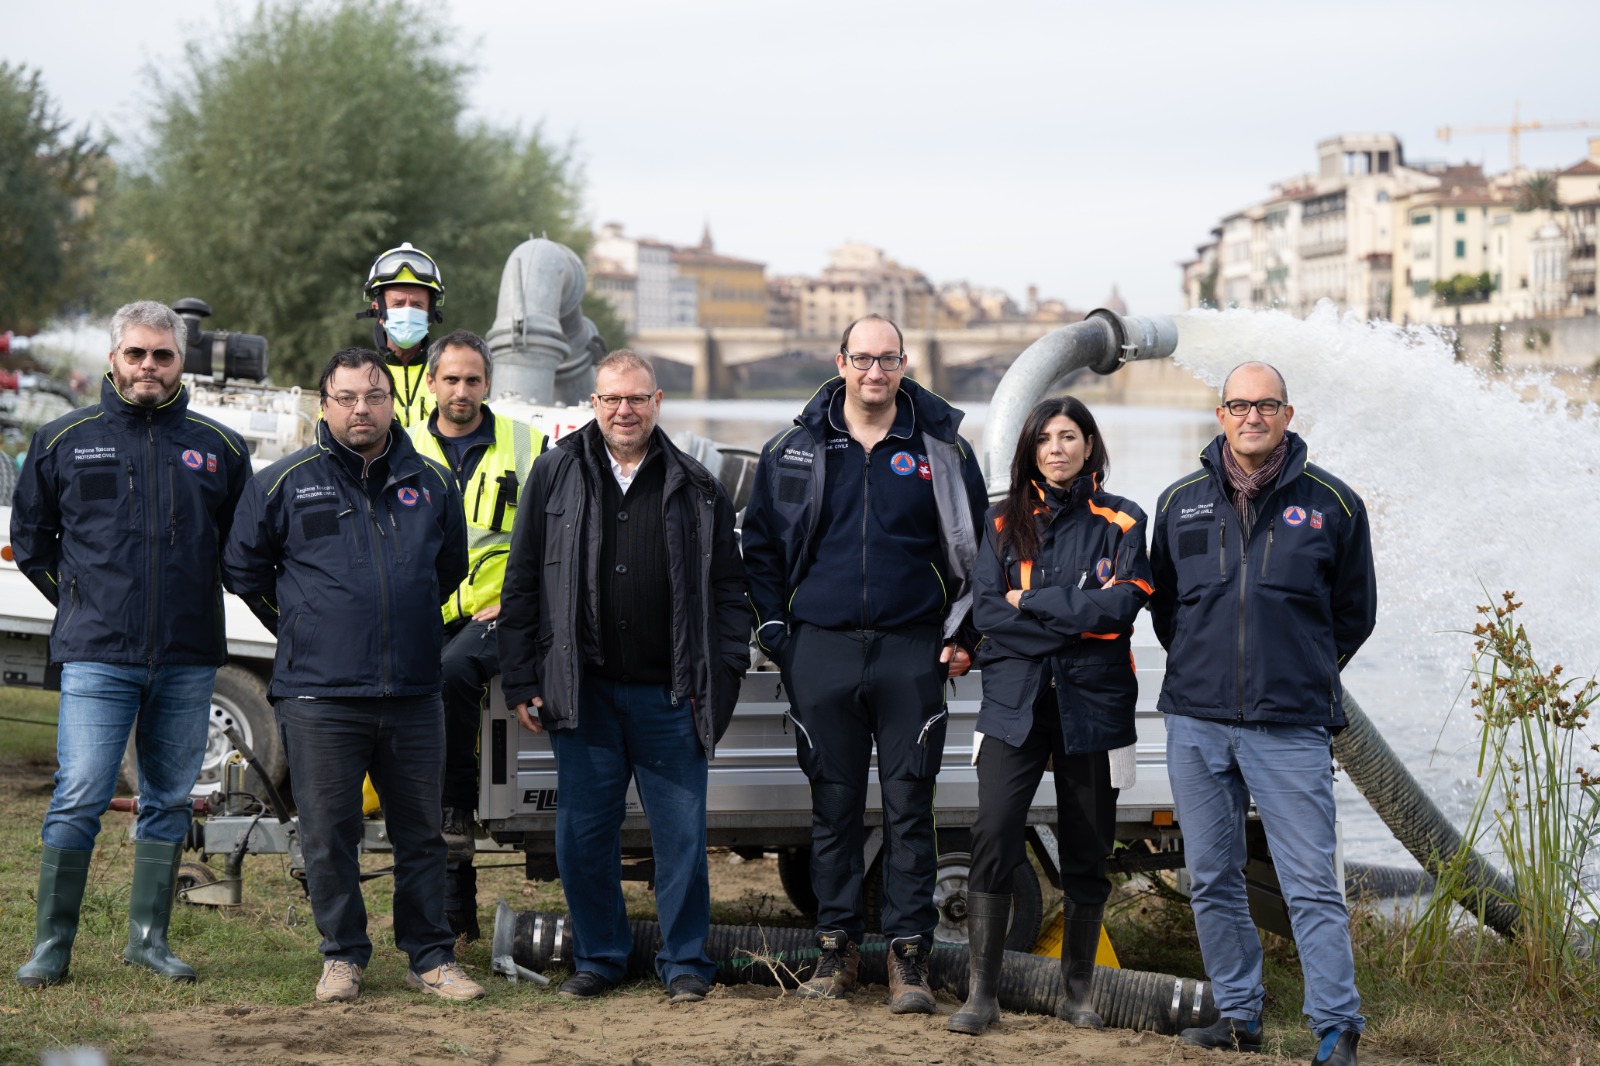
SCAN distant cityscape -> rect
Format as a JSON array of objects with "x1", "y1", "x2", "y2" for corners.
[
  {"x1": 1179, "y1": 133, "x2": 1600, "y2": 327},
  {"x1": 584, "y1": 222, "x2": 1126, "y2": 337}
]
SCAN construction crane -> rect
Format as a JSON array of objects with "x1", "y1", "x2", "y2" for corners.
[{"x1": 1437, "y1": 103, "x2": 1599, "y2": 170}]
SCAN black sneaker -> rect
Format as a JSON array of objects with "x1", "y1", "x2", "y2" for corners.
[
  {"x1": 557, "y1": 971, "x2": 616, "y2": 1000},
  {"x1": 441, "y1": 808, "x2": 476, "y2": 862},
  {"x1": 1180, "y1": 1016, "x2": 1264, "y2": 1052},
  {"x1": 667, "y1": 973, "x2": 710, "y2": 1003}
]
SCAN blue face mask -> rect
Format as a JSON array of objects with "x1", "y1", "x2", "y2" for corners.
[{"x1": 383, "y1": 306, "x2": 429, "y2": 349}]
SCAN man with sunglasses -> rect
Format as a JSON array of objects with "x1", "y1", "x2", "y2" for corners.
[
  {"x1": 362, "y1": 242, "x2": 446, "y2": 429},
  {"x1": 12, "y1": 301, "x2": 250, "y2": 988},
  {"x1": 1149, "y1": 362, "x2": 1375, "y2": 1066},
  {"x1": 741, "y1": 314, "x2": 987, "y2": 1013},
  {"x1": 224, "y1": 347, "x2": 477, "y2": 1005},
  {"x1": 499, "y1": 350, "x2": 750, "y2": 1005}
]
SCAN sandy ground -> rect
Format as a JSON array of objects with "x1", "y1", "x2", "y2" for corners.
[{"x1": 127, "y1": 855, "x2": 1407, "y2": 1066}]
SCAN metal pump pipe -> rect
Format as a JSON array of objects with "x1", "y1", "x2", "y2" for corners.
[
  {"x1": 485, "y1": 238, "x2": 606, "y2": 406},
  {"x1": 983, "y1": 309, "x2": 1179, "y2": 495}
]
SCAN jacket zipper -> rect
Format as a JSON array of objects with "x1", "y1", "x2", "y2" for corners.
[
  {"x1": 859, "y1": 450, "x2": 871, "y2": 624},
  {"x1": 1229, "y1": 515, "x2": 1247, "y2": 721},
  {"x1": 365, "y1": 497, "x2": 394, "y2": 695},
  {"x1": 142, "y1": 418, "x2": 159, "y2": 663},
  {"x1": 472, "y1": 472, "x2": 485, "y2": 524},
  {"x1": 167, "y1": 458, "x2": 177, "y2": 545}
]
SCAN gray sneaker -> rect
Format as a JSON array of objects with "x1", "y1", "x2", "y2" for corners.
[
  {"x1": 406, "y1": 961, "x2": 486, "y2": 1002},
  {"x1": 315, "y1": 959, "x2": 364, "y2": 1003}
]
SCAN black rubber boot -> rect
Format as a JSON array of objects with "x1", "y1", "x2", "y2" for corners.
[
  {"x1": 1311, "y1": 1028, "x2": 1359, "y2": 1066},
  {"x1": 1057, "y1": 899, "x2": 1104, "y2": 1029},
  {"x1": 16, "y1": 846, "x2": 93, "y2": 988},
  {"x1": 124, "y1": 840, "x2": 197, "y2": 982},
  {"x1": 946, "y1": 891, "x2": 1010, "y2": 1035}
]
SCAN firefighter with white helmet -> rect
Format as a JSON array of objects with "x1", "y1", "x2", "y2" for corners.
[{"x1": 362, "y1": 242, "x2": 445, "y2": 429}]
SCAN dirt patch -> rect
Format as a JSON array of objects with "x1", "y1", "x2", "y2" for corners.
[{"x1": 133, "y1": 990, "x2": 1294, "y2": 1066}]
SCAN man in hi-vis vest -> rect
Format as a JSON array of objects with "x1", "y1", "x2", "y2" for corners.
[{"x1": 408, "y1": 328, "x2": 546, "y2": 940}]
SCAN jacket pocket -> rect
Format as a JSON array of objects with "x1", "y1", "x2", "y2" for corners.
[{"x1": 1058, "y1": 658, "x2": 1138, "y2": 751}]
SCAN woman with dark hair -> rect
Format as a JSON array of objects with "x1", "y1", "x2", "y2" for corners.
[{"x1": 947, "y1": 396, "x2": 1152, "y2": 1036}]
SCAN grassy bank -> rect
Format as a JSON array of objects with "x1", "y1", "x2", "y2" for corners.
[{"x1": 2, "y1": 684, "x2": 1597, "y2": 1063}]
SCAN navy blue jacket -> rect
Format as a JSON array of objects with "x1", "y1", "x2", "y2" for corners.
[
  {"x1": 1148, "y1": 432, "x2": 1377, "y2": 728},
  {"x1": 742, "y1": 378, "x2": 987, "y2": 656},
  {"x1": 973, "y1": 476, "x2": 1152, "y2": 753},
  {"x1": 10, "y1": 375, "x2": 250, "y2": 666},
  {"x1": 222, "y1": 420, "x2": 467, "y2": 699}
]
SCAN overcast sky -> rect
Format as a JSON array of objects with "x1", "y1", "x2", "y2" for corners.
[{"x1": 8, "y1": 0, "x2": 1598, "y2": 316}]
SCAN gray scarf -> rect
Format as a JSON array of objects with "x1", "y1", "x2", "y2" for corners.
[{"x1": 1220, "y1": 438, "x2": 1289, "y2": 523}]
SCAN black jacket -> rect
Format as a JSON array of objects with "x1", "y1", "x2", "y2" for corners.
[
  {"x1": 741, "y1": 377, "x2": 987, "y2": 657},
  {"x1": 1148, "y1": 431, "x2": 1377, "y2": 728},
  {"x1": 497, "y1": 422, "x2": 751, "y2": 756},
  {"x1": 10, "y1": 375, "x2": 250, "y2": 666},
  {"x1": 973, "y1": 476, "x2": 1152, "y2": 753},
  {"x1": 221, "y1": 421, "x2": 467, "y2": 699}
]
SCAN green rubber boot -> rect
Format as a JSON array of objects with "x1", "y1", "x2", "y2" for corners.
[
  {"x1": 124, "y1": 841, "x2": 197, "y2": 982},
  {"x1": 16, "y1": 846, "x2": 94, "y2": 988}
]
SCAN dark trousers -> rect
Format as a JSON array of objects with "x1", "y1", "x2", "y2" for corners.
[
  {"x1": 784, "y1": 624, "x2": 948, "y2": 947},
  {"x1": 276, "y1": 694, "x2": 455, "y2": 974},
  {"x1": 969, "y1": 684, "x2": 1117, "y2": 905},
  {"x1": 440, "y1": 619, "x2": 499, "y2": 813}
]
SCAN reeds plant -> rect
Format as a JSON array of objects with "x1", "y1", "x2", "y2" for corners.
[{"x1": 1406, "y1": 591, "x2": 1600, "y2": 1009}]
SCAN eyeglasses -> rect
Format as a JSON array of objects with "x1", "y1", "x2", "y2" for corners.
[
  {"x1": 1222, "y1": 398, "x2": 1286, "y2": 417},
  {"x1": 843, "y1": 352, "x2": 904, "y2": 371},
  {"x1": 327, "y1": 390, "x2": 393, "y2": 408},
  {"x1": 594, "y1": 393, "x2": 654, "y2": 410},
  {"x1": 120, "y1": 346, "x2": 179, "y2": 365}
]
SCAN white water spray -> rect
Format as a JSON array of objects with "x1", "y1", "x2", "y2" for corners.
[{"x1": 1172, "y1": 306, "x2": 1600, "y2": 833}]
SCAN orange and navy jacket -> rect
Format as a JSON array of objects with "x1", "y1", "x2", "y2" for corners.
[
  {"x1": 1148, "y1": 431, "x2": 1375, "y2": 730},
  {"x1": 971, "y1": 474, "x2": 1153, "y2": 754}
]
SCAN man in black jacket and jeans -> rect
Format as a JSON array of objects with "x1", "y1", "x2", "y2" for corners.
[
  {"x1": 741, "y1": 314, "x2": 988, "y2": 1014},
  {"x1": 224, "y1": 347, "x2": 478, "y2": 1006},
  {"x1": 498, "y1": 350, "x2": 750, "y2": 1005}
]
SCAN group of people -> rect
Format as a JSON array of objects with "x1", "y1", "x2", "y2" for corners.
[{"x1": 9, "y1": 243, "x2": 1375, "y2": 1066}]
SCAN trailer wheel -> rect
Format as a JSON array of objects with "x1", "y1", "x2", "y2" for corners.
[
  {"x1": 120, "y1": 665, "x2": 286, "y2": 803},
  {"x1": 776, "y1": 847, "x2": 818, "y2": 918},
  {"x1": 175, "y1": 861, "x2": 218, "y2": 901},
  {"x1": 863, "y1": 829, "x2": 1044, "y2": 951}
]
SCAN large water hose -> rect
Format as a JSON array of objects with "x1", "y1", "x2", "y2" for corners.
[
  {"x1": 983, "y1": 309, "x2": 1179, "y2": 493},
  {"x1": 1333, "y1": 690, "x2": 1520, "y2": 937},
  {"x1": 494, "y1": 904, "x2": 1215, "y2": 1035}
]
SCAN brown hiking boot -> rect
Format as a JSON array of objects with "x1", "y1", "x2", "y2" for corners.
[
  {"x1": 886, "y1": 937, "x2": 935, "y2": 1015},
  {"x1": 797, "y1": 930, "x2": 860, "y2": 1000}
]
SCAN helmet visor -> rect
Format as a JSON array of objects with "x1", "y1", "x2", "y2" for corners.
[{"x1": 370, "y1": 247, "x2": 442, "y2": 291}]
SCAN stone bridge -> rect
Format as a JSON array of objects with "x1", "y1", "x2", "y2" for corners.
[{"x1": 631, "y1": 324, "x2": 1055, "y2": 399}]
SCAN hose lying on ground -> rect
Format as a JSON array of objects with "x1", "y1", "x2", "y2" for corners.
[
  {"x1": 1344, "y1": 862, "x2": 1434, "y2": 901},
  {"x1": 1333, "y1": 690, "x2": 1520, "y2": 938},
  {"x1": 495, "y1": 903, "x2": 1215, "y2": 1035}
]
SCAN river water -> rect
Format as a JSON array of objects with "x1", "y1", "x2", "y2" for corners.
[{"x1": 661, "y1": 304, "x2": 1600, "y2": 868}]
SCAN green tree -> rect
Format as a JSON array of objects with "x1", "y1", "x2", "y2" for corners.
[
  {"x1": 102, "y1": 0, "x2": 594, "y2": 386},
  {"x1": 0, "y1": 63, "x2": 107, "y2": 334}
]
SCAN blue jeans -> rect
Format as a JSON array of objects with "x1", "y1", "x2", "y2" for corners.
[
  {"x1": 43, "y1": 662, "x2": 215, "y2": 851},
  {"x1": 276, "y1": 695, "x2": 455, "y2": 974},
  {"x1": 549, "y1": 675, "x2": 712, "y2": 986},
  {"x1": 1166, "y1": 714, "x2": 1365, "y2": 1037}
]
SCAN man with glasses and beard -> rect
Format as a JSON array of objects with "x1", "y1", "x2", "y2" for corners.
[
  {"x1": 12, "y1": 301, "x2": 250, "y2": 988},
  {"x1": 1150, "y1": 362, "x2": 1376, "y2": 1066},
  {"x1": 741, "y1": 314, "x2": 988, "y2": 1013},
  {"x1": 224, "y1": 347, "x2": 477, "y2": 1005}
]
